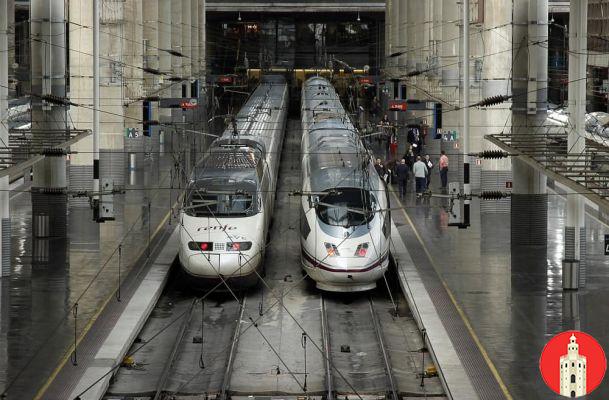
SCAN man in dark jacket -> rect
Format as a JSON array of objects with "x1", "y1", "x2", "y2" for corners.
[
  {"x1": 374, "y1": 158, "x2": 387, "y2": 180},
  {"x1": 395, "y1": 158, "x2": 410, "y2": 199},
  {"x1": 407, "y1": 127, "x2": 422, "y2": 156}
]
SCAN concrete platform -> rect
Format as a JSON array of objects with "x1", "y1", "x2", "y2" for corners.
[
  {"x1": 38, "y1": 224, "x2": 178, "y2": 400},
  {"x1": 385, "y1": 167, "x2": 609, "y2": 399},
  {"x1": 0, "y1": 149, "x2": 182, "y2": 399},
  {"x1": 390, "y1": 191, "x2": 511, "y2": 400},
  {"x1": 67, "y1": 227, "x2": 178, "y2": 400},
  {"x1": 390, "y1": 219, "x2": 478, "y2": 400}
]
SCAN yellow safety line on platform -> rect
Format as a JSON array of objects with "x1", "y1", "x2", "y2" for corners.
[
  {"x1": 33, "y1": 209, "x2": 173, "y2": 400},
  {"x1": 392, "y1": 190, "x2": 513, "y2": 400}
]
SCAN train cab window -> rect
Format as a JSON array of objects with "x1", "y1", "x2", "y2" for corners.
[
  {"x1": 316, "y1": 188, "x2": 376, "y2": 227},
  {"x1": 184, "y1": 188, "x2": 257, "y2": 217}
]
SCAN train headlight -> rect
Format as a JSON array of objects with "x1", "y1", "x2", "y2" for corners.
[
  {"x1": 227, "y1": 241, "x2": 252, "y2": 251},
  {"x1": 354, "y1": 243, "x2": 369, "y2": 257},
  {"x1": 189, "y1": 241, "x2": 213, "y2": 251},
  {"x1": 324, "y1": 242, "x2": 340, "y2": 257}
]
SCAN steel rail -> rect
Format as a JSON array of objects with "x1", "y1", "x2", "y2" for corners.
[
  {"x1": 220, "y1": 297, "x2": 246, "y2": 400},
  {"x1": 368, "y1": 297, "x2": 399, "y2": 400},
  {"x1": 152, "y1": 298, "x2": 198, "y2": 400},
  {"x1": 320, "y1": 296, "x2": 334, "y2": 400}
]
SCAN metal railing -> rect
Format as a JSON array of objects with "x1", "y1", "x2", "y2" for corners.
[{"x1": 486, "y1": 131, "x2": 609, "y2": 210}]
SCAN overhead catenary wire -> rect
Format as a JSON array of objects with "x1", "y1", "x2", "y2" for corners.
[
  {"x1": 61, "y1": 90, "x2": 370, "y2": 400},
  {"x1": 72, "y1": 80, "x2": 400, "y2": 399},
  {"x1": 5, "y1": 7, "x2": 609, "y2": 396}
]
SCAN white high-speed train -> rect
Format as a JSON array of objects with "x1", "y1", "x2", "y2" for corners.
[
  {"x1": 300, "y1": 77, "x2": 390, "y2": 292},
  {"x1": 178, "y1": 75, "x2": 288, "y2": 288}
]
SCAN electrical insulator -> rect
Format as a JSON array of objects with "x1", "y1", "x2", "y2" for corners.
[
  {"x1": 478, "y1": 191, "x2": 510, "y2": 200},
  {"x1": 142, "y1": 67, "x2": 162, "y2": 75},
  {"x1": 476, "y1": 150, "x2": 510, "y2": 159},
  {"x1": 405, "y1": 70, "x2": 426, "y2": 77},
  {"x1": 165, "y1": 49, "x2": 185, "y2": 57},
  {"x1": 476, "y1": 94, "x2": 511, "y2": 107},
  {"x1": 41, "y1": 94, "x2": 72, "y2": 106},
  {"x1": 41, "y1": 147, "x2": 66, "y2": 156}
]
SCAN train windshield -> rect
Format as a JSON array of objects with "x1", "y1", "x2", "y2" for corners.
[
  {"x1": 185, "y1": 191, "x2": 255, "y2": 217},
  {"x1": 316, "y1": 188, "x2": 376, "y2": 227},
  {"x1": 184, "y1": 182, "x2": 257, "y2": 217}
]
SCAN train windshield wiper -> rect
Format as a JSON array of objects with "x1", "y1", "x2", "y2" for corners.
[{"x1": 183, "y1": 201, "x2": 219, "y2": 211}]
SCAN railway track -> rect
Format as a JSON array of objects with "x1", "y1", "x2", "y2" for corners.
[
  {"x1": 321, "y1": 294, "x2": 400, "y2": 399},
  {"x1": 219, "y1": 298, "x2": 246, "y2": 400},
  {"x1": 152, "y1": 298, "x2": 197, "y2": 400},
  {"x1": 368, "y1": 297, "x2": 399, "y2": 400},
  {"x1": 102, "y1": 119, "x2": 444, "y2": 399},
  {"x1": 104, "y1": 285, "x2": 246, "y2": 400}
]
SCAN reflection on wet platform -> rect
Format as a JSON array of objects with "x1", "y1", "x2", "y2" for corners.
[
  {"x1": 399, "y1": 181, "x2": 609, "y2": 399},
  {"x1": 0, "y1": 148, "x2": 182, "y2": 398}
]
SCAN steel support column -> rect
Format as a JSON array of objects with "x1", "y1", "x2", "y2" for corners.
[
  {"x1": 390, "y1": 0, "x2": 400, "y2": 86},
  {"x1": 0, "y1": 0, "x2": 10, "y2": 276},
  {"x1": 398, "y1": 0, "x2": 407, "y2": 80},
  {"x1": 511, "y1": 0, "x2": 548, "y2": 246},
  {"x1": 384, "y1": 0, "x2": 391, "y2": 73},
  {"x1": 30, "y1": 0, "x2": 67, "y2": 237},
  {"x1": 158, "y1": 0, "x2": 173, "y2": 154},
  {"x1": 565, "y1": 0, "x2": 588, "y2": 288},
  {"x1": 463, "y1": 0, "x2": 471, "y2": 225}
]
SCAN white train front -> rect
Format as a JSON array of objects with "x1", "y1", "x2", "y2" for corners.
[
  {"x1": 178, "y1": 76, "x2": 288, "y2": 288},
  {"x1": 300, "y1": 77, "x2": 390, "y2": 292}
]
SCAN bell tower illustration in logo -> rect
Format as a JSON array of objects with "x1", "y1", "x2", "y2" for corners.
[{"x1": 560, "y1": 334, "x2": 587, "y2": 397}]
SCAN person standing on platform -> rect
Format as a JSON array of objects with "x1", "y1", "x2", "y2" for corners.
[
  {"x1": 413, "y1": 156, "x2": 427, "y2": 198},
  {"x1": 395, "y1": 158, "x2": 410, "y2": 199},
  {"x1": 439, "y1": 150, "x2": 449, "y2": 191},
  {"x1": 407, "y1": 126, "x2": 423, "y2": 156},
  {"x1": 389, "y1": 130, "x2": 398, "y2": 160},
  {"x1": 404, "y1": 145, "x2": 415, "y2": 171},
  {"x1": 374, "y1": 158, "x2": 387, "y2": 181},
  {"x1": 424, "y1": 154, "x2": 434, "y2": 190},
  {"x1": 379, "y1": 114, "x2": 390, "y2": 147}
]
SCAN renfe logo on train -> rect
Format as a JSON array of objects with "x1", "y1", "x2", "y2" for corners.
[{"x1": 197, "y1": 225, "x2": 238, "y2": 232}]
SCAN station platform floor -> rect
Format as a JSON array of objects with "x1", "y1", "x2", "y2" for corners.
[
  {"x1": 0, "y1": 149, "x2": 181, "y2": 399},
  {"x1": 393, "y1": 176, "x2": 609, "y2": 399}
]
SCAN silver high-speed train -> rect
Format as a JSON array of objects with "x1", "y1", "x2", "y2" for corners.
[
  {"x1": 179, "y1": 75, "x2": 288, "y2": 288},
  {"x1": 300, "y1": 77, "x2": 390, "y2": 292}
]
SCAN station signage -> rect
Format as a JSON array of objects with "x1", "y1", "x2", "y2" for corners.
[
  {"x1": 125, "y1": 127, "x2": 140, "y2": 138},
  {"x1": 358, "y1": 76, "x2": 373, "y2": 85},
  {"x1": 180, "y1": 99, "x2": 198, "y2": 109},
  {"x1": 159, "y1": 98, "x2": 199, "y2": 109},
  {"x1": 388, "y1": 101, "x2": 407, "y2": 112},
  {"x1": 218, "y1": 76, "x2": 234, "y2": 84}
]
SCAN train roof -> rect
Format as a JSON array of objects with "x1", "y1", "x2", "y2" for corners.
[
  {"x1": 192, "y1": 142, "x2": 262, "y2": 183},
  {"x1": 223, "y1": 78, "x2": 287, "y2": 142},
  {"x1": 190, "y1": 77, "x2": 287, "y2": 185},
  {"x1": 260, "y1": 74, "x2": 286, "y2": 84},
  {"x1": 192, "y1": 150, "x2": 258, "y2": 183},
  {"x1": 302, "y1": 77, "x2": 378, "y2": 193}
]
